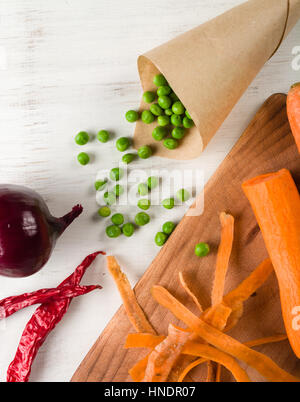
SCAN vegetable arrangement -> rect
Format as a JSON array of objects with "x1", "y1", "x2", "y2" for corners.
[
  {"x1": 0, "y1": 185, "x2": 83, "y2": 278},
  {"x1": 5, "y1": 251, "x2": 104, "y2": 382},
  {"x1": 105, "y1": 207, "x2": 299, "y2": 382}
]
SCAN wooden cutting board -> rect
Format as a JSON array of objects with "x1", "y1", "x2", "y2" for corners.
[{"x1": 72, "y1": 94, "x2": 300, "y2": 382}]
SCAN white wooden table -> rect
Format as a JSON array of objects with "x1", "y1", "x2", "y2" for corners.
[{"x1": 0, "y1": 0, "x2": 299, "y2": 382}]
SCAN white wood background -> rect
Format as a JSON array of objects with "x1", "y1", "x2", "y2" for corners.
[{"x1": 0, "y1": 0, "x2": 299, "y2": 382}]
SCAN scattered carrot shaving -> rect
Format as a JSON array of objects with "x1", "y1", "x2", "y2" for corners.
[
  {"x1": 152, "y1": 286, "x2": 299, "y2": 382},
  {"x1": 216, "y1": 364, "x2": 222, "y2": 382},
  {"x1": 223, "y1": 258, "x2": 273, "y2": 310},
  {"x1": 202, "y1": 303, "x2": 232, "y2": 331},
  {"x1": 129, "y1": 355, "x2": 149, "y2": 382},
  {"x1": 177, "y1": 358, "x2": 206, "y2": 382},
  {"x1": 177, "y1": 334, "x2": 287, "y2": 382},
  {"x1": 211, "y1": 213, "x2": 234, "y2": 306},
  {"x1": 125, "y1": 333, "x2": 165, "y2": 349},
  {"x1": 106, "y1": 256, "x2": 155, "y2": 334},
  {"x1": 245, "y1": 335, "x2": 287, "y2": 348},
  {"x1": 142, "y1": 324, "x2": 190, "y2": 382},
  {"x1": 206, "y1": 361, "x2": 215, "y2": 382},
  {"x1": 182, "y1": 342, "x2": 250, "y2": 382},
  {"x1": 179, "y1": 271, "x2": 203, "y2": 312},
  {"x1": 106, "y1": 212, "x2": 293, "y2": 382}
]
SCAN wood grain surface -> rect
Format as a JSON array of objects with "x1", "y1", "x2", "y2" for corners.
[{"x1": 72, "y1": 94, "x2": 300, "y2": 382}]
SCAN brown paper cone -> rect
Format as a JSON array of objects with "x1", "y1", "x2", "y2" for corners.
[{"x1": 133, "y1": 0, "x2": 300, "y2": 160}]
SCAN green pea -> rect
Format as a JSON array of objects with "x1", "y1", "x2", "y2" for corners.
[
  {"x1": 195, "y1": 242, "x2": 210, "y2": 257},
  {"x1": 185, "y1": 110, "x2": 192, "y2": 119},
  {"x1": 77, "y1": 152, "x2": 90, "y2": 165},
  {"x1": 158, "y1": 95, "x2": 172, "y2": 110},
  {"x1": 113, "y1": 184, "x2": 124, "y2": 197},
  {"x1": 109, "y1": 167, "x2": 124, "y2": 181},
  {"x1": 170, "y1": 92, "x2": 179, "y2": 102},
  {"x1": 116, "y1": 137, "x2": 130, "y2": 152},
  {"x1": 157, "y1": 86, "x2": 171, "y2": 97},
  {"x1": 183, "y1": 116, "x2": 194, "y2": 129},
  {"x1": 155, "y1": 232, "x2": 168, "y2": 247},
  {"x1": 98, "y1": 206, "x2": 111, "y2": 218},
  {"x1": 75, "y1": 131, "x2": 89, "y2": 145},
  {"x1": 143, "y1": 91, "x2": 156, "y2": 104},
  {"x1": 157, "y1": 115, "x2": 170, "y2": 127},
  {"x1": 152, "y1": 126, "x2": 167, "y2": 141},
  {"x1": 162, "y1": 221, "x2": 176, "y2": 235},
  {"x1": 165, "y1": 108, "x2": 173, "y2": 116},
  {"x1": 171, "y1": 114, "x2": 183, "y2": 127},
  {"x1": 94, "y1": 180, "x2": 107, "y2": 191},
  {"x1": 153, "y1": 74, "x2": 168, "y2": 87},
  {"x1": 138, "y1": 183, "x2": 149, "y2": 196},
  {"x1": 162, "y1": 198, "x2": 175, "y2": 209},
  {"x1": 138, "y1": 198, "x2": 151, "y2": 210},
  {"x1": 147, "y1": 176, "x2": 159, "y2": 189},
  {"x1": 106, "y1": 225, "x2": 121, "y2": 238},
  {"x1": 135, "y1": 212, "x2": 150, "y2": 226},
  {"x1": 111, "y1": 213, "x2": 124, "y2": 226},
  {"x1": 172, "y1": 127, "x2": 185, "y2": 140},
  {"x1": 163, "y1": 138, "x2": 179, "y2": 150},
  {"x1": 150, "y1": 103, "x2": 163, "y2": 117},
  {"x1": 172, "y1": 101, "x2": 185, "y2": 115},
  {"x1": 125, "y1": 110, "x2": 139, "y2": 123},
  {"x1": 176, "y1": 188, "x2": 190, "y2": 202},
  {"x1": 122, "y1": 223, "x2": 135, "y2": 237},
  {"x1": 122, "y1": 153, "x2": 135, "y2": 164},
  {"x1": 141, "y1": 110, "x2": 155, "y2": 124},
  {"x1": 138, "y1": 145, "x2": 152, "y2": 159},
  {"x1": 103, "y1": 191, "x2": 116, "y2": 206},
  {"x1": 97, "y1": 130, "x2": 109, "y2": 143}
]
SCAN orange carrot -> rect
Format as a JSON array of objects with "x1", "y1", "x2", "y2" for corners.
[
  {"x1": 128, "y1": 259, "x2": 273, "y2": 382},
  {"x1": 223, "y1": 259, "x2": 273, "y2": 311},
  {"x1": 129, "y1": 355, "x2": 150, "y2": 382},
  {"x1": 211, "y1": 213, "x2": 234, "y2": 305},
  {"x1": 142, "y1": 324, "x2": 190, "y2": 382},
  {"x1": 152, "y1": 285, "x2": 299, "y2": 382},
  {"x1": 125, "y1": 333, "x2": 165, "y2": 349},
  {"x1": 106, "y1": 256, "x2": 156, "y2": 334},
  {"x1": 179, "y1": 271, "x2": 203, "y2": 312},
  {"x1": 177, "y1": 334, "x2": 287, "y2": 382},
  {"x1": 216, "y1": 363, "x2": 222, "y2": 382},
  {"x1": 206, "y1": 361, "x2": 215, "y2": 382},
  {"x1": 287, "y1": 83, "x2": 300, "y2": 153},
  {"x1": 178, "y1": 358, "x2": 206, "y2": 382},
  {"x1": 243, "y1": 169, "x2": 300, "y2": 358},
  {"x1": 182, "y1": 343, "x2": 250, "y2": 382}
]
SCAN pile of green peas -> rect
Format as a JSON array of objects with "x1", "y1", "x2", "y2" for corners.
[
  {"x1": 125, "y1": 73, "x2": 194, "y2": 151},
  {"x1": 73, "y1": 80, "x2": 194, "y2": 245}
]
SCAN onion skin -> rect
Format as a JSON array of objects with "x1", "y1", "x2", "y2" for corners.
[{"x1": 0, "y1": 185, "x2": 83, "y2": 278}]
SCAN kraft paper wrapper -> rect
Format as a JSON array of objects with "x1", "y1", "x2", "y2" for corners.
[{"x1": 133, "y1": 0, "x2": 300, "y2": 160}]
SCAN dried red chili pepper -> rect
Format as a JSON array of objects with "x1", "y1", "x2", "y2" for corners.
[
  {"x1": 6, "y1": 251, "x2": 105, "y2": 382},
  {"x1": 0, "y1": 284, "x2": 101, "y2": 319}
]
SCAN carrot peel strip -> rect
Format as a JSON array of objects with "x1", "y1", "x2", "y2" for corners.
[
  {"x1": 142, "y1": 324, "x2": 190, "y2": 382},
  {"x1": 107, "y1": 256, "x2": 155, "y2": 334},
  {"x1": 182, "y1": 342, "x2": 250, "y2": 382},
  {"x1": 152, "y1": 285, "x2": 299, "y2": 382},
  {"x1": 179, "y1": 271, "x2": 203, "y2": 312},
  {"x1": 211, "y1": 213, "x2": 234, "y2": 306},
  {"x1": 125, "y1": 334, "x2": 165, "y2": 349}
]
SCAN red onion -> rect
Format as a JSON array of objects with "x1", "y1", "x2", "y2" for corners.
[{"x1": 0, "y1": 185, "x2": 83, "y2": 278}]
